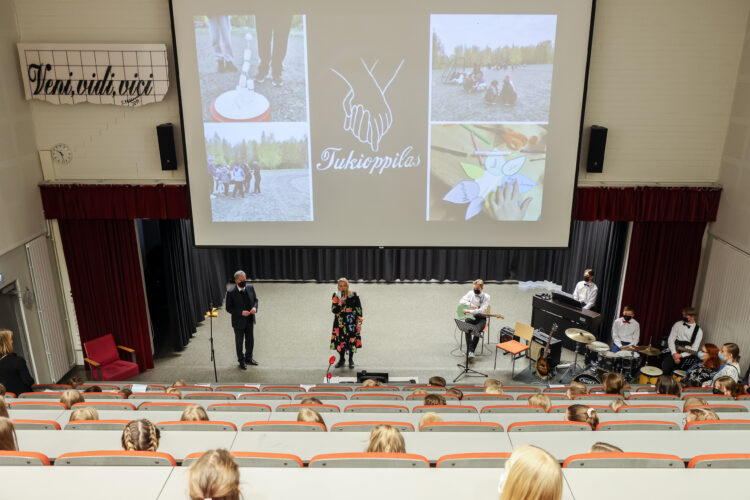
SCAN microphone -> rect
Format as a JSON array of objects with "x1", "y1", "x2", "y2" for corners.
[{"x1": 325, "y1": 355, "x2": 336, "y2": 383}]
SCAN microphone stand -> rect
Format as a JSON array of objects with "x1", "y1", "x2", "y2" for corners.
[{"x1": 205, "y1": 302, "x2": 218, "y2": 383}]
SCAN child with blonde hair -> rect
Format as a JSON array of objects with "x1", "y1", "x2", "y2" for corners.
[
  {"x1": 610, "y1": 398, "x2": 628, "y2": 412},
  {"x1": 565, "y1": 404, "x2": 599, "y2": 430},
  {"x1": 297, "y1": 408, "x2": 326, "y2": 430},
  {"x1": 188, "y1": 449, "x2": 240, "y2": 500},
  {"x1": 0, "y1": 396, "x2": 8, "y2": 418},
  {"x1": 367, "y1": 425, "x2": 406, "y2": 453},
  {"x1": 300, "y1": 396, "x2": 323, "y2": 405},
  {"x1": 485, "y1": 385, "x2": 504, "y2": 395},
  {"x1": 60, "y1": 389, "x2": 84, "y2": 409},
  {"x1": 602, "y1": 372, "x2": 625, "y2": 395},
  {"x1": 361, "y1": 379, "x2": 381, "y2": 388},
  {"x1": 181, "y1": 405, "x2": 209, "y2": 422},
  {"x1": 70, "y1": 407, "x2": 99, "y2": 422},
  {"x1": 686, "y1": 407, "x2": 720, "y2": 423},
  {"x1": 121, "y1": 419, "x2": 160, "y2": 452},
  {"x1": 589, "y1": 442, "x2": 623, "y2": 453},
  {"x1": 499, "y1": 445, "x2": 562, "y2": 500},
  {"x1": 418, "y1": 411, "x2": 444, "y2": 430},
  {"x1": 411, "y1": 388, "x2": 428, "y2": 397},
  {"x1": 165, "y1": 387, "x2": 182, "y2": 397},
  {"x1": 527, "y1": 393, "x2": 551, "y2": 412},
  {"x1": 566, "y1": 381, "x2": 586, "y2": 399},
  {"x1": 683, "y1": 396, "x2": 709, "y2": 408},
  {"x1": 0, "y1": 417, "x2": 18, "y2": 451}
]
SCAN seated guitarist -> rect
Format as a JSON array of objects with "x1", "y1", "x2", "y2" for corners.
[
  {"x1": 662, "y1": 307, "x2": 703, "y2": 375},
  {"x1": 459, "y1": 279, "x2": 490, "y2": 359}
]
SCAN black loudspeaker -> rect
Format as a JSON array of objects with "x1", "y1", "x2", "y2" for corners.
[
  {"x1": 586, "y1": 125, "x2": 608, "y2": 173},
  {"x1": 156, "y1": 123, "x2": 178, "y2": 171}
]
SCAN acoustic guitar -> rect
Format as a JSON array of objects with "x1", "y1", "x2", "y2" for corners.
[{"x1": 535, "y1": 323, "x2": 558, "y2": 378}]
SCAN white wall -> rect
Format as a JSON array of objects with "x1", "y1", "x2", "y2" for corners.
[
  {"x1": 0, "y1": 0, "x2": 46, "y2": 255},
  {"x1": 15, "y1": 0, "x2": 184, "y2": 182},
  {"x1": 12, "y1": 0, "x2": 750, "y2": 185}
]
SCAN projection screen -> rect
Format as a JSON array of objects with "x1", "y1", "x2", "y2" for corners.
[{"x1": 170, "y1": 0, "x2": 594, "y2": 247}]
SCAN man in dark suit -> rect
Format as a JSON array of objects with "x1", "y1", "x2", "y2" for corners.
[{"x1": 225, "y1": 270, "x2": 259, "y2": 369}]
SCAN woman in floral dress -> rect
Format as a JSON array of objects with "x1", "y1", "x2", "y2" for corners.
[{"x1": 331, "y1": 277, "x2": 363, "y2": 369}]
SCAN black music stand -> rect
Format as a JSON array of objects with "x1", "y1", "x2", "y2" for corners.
[{"x1": 453, "y1": 318, "x2": 488, "y2": 382}]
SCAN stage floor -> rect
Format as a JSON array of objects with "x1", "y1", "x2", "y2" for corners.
[{"x1": 129, "y1": 282, "x2": 577, "y2": 385}]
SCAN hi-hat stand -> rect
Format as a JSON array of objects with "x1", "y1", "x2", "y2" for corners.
[{"x1": 453, "y1": 318, "x2": 488, "y2": 382}]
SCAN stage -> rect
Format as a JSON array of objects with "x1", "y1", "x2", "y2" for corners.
[{"x1": 129, "y1": 281, "x2": 578, "y2": 385}]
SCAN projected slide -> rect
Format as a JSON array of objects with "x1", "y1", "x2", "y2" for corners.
[{"x1": 171, "y1": 0, "x2": 594, "y2": 247}]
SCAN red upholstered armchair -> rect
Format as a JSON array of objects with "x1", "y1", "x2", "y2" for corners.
[{"x1": 83, "y1": 334, "x2": 139, "y2": 381}]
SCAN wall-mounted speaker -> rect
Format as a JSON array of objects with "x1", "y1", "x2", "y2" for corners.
[
  {"x1": 156, "y1": 123, "x2": 177, "y2": 171},
  {"x1": 586, "y1": 125, "x2": 607, "y2": 173}
]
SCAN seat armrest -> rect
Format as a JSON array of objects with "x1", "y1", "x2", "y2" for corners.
[
  {"x1": 117, "y1": 345, "x2": 136, "y2": 363},
  {"x1": 84, "y1": 357, "x2": 102, "y2": 380}
]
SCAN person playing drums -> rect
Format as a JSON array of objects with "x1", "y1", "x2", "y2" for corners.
[
  {"x1": 611, "y1": 306, "x2": 639, "y2": 353},
  {"x1": 662, "y1": 307, "x2": 703, "y2": 375}
]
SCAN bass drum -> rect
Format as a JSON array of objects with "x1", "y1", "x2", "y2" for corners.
[{"x1": 572, "y1": 367, "x2": 602, "y2": 385}]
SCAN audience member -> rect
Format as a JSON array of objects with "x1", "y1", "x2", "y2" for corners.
[
  {"x1": 166, "y1": 387, "x2": 182, "y2": 397},
  {"x1": 424, "y1": 394, "x2": 446, "y2": 406},
  {"x1": 565, "y1": 404, "x2": 599, "y2": 430},
  {"x1": 445, "y1": 387, "x2": 463, "y2": 400},
  {"x1": 0, "y1": 417, "x2": 18, "y2": 451},
  {"x1": 418, "y1": 411, "x2": 444, "y2": 430},
  {"x1": 602, "y1": 372, "x2": 625, "y2": 395},
  {"x1": 484, "y1": 379, "x2": 503, "y2": 389},
  {"x1": 121, "y1": 419, "x2": 160, "y2": 452},
  {"x1": 683, "y1": 397, "x2": 709, "y2": 408},
  {"x1": 714, "y1": 376, "x2": 745, "y2": 398},
  {"x1": 411, "y1": 388, "x2": 428, "y2": 397},
  {"x1": 708, "y1": 343, "x2": 742, "y2": 385},
  {"x1": 188, "y1": 449, "x2": 240, "y2": 500},
  {"x1": 0, "y1": 396, "x2": 8, "y2": 418},
  {"x1": 366, "y1": 425, "x2": 406, "y2": 453},
  {"x1": 0, "y1": 383, "x2": 6, "y2": 397},
  {"x1": 173, "y1": 379, "x2": 187, "y2": 387},
  {"x1": 567, "y1": 381, "x2": 586, "y2": 399},
  {"x1": 361, "y1": 379, "x2": 381, "y2": 388},
  {"x1": 69, "y1": 407, "x2": 99, "y2": 422},
  {"x1": 297, "y1": 408, "x2": 326, "y2": 430},
  {"x1": 83, "y1": 386, "x2": 102, "y2": 393},
  {"x1": 686, "y1": 407, "x2": 719, "y2": 424},
  {"x1": 655, "y1": 375, "x2": 681, "y2": 397},
  {"x1": 499, "y1": 445, "x2": 562, "y2": 500},
  {"x1": 589, "y1": 442, "x2": 623, "y2": 453},
  {"x1": 485, "y1": 385, "x2": 504, "y2": 395},
  {"x1": 118, "y1": 388, "x2": 133, "y2": 399},
  {"x1": 66, "y1": 376, "x2": 84, "y2": 389},
  {"x1": 0, "y1": 329, "x2": 34, "y2": 396},
  {"x1": 181, "y1": 405, "x2": 209, "y2": 422},
  {"x1": 610, "y1": 398, "x2": 628, "y2": 412},
  {"x1": 60, "y1": 389, "x2": 84, "y2": 409},
  {"x1": 682, "y1": 343, "x2": 721, "y2": 387},
  {"x1": 300, "y1": 397, "x2": 323, "y2": 405},
  {"x1": 428, "y1": 376, "x2": 446, "y2": 387},
  {"x1": 527, "y1": 393, "x2": 551, "y2": 412}
]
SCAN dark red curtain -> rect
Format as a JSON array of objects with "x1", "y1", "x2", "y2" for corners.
[
  {"x1": 620, "y1": 222, "x2": 707, "y2": 348},
  {"x1": 40, "y1": 184, "x2": 188, "y2": 220},
  {"x1": 58, "y1": 219, "x2": 154, "y2": 371}
]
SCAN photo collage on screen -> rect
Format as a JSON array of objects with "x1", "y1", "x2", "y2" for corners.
[
  {"x1": 427, "y1": 14, "x2": 556, "y2": 221},
  {"x1": 194, "y1": 14, "x2": 313, "y2": 222}
]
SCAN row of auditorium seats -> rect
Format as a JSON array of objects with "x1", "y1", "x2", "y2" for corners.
[
  {"x1": 7, "y1": 418, "x2": 750, "y2": 431},
  {"x1": 1, "y1": 449, "x2": 748, "y2": 468}
]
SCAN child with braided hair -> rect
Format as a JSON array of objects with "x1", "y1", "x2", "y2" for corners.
[{"x1": 121, "y1": 419, "x2": 160, "y2": 452}]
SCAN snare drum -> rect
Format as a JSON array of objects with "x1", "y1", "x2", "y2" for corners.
[
  {"x1": 585, "y1": 341, "x2": 609, "y2": 365},
  {"x1": 638, "y1": 366, "x2": 663, "y2": 385}
]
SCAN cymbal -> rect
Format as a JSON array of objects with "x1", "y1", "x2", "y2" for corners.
[
  {"x1": 565, "y1": 328, "x2": 596, "y2": 344},
  {"x1": 637, "y1": 346, "x2": 661, "y2": 357}
]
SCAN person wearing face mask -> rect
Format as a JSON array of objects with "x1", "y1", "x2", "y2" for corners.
[
  {"x1": 331, "y1": 277, "x2": 363, "y2": 369},
  {"x1": 705, "y1": 343, "x2": 741, "y2": 387},
  {"x1": 225, "y1": 270, "x2": 259, "y2": 370},
  {"x1": 610, "y1": 305, "x2": 639, "y2": 353},
  {"x1": 681, "y1": 343, "x2": 721, "y2": 387},
  {"x1": 572, "y1": 268, "x2": 598, "y2": 310},
  {"x1": 459, "y1": 279, "x2": 490, "y2": 359},
  {"x1": 662, "y1": 307, "x2": 703, "y2": 375}
]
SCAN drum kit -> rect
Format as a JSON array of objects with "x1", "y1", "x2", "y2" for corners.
[{"x1": 559, "y1": 328, "x2": 664, "y2": 385}]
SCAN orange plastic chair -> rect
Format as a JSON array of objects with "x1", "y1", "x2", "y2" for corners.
[
  {"x1": 207, "y1": 403, "x2": 272, "y2": 413},
  {"x1": 0, "y1": 451, "x2": 50, "y2": 465},
  {"x1": 239, "y1": 393, "x2": 292, "y2": 400},
  {"x1": 685, "y1": 419, "x2": 750, "y2": 430},
  {"x1": 215, "y1": 385, "x2": 259, "y2": 392},
  {"x1": 480, "y1": 405, "x2": 545, "y2": 414},
  {"x1": 64, "y1": 420, "x2": 131, "y2": 430},
  {"x1": 412, "y1": 404, "x2": 477, "y2": 414},
  {"x1": 275, "y1": 404, "x2": 340, "y2": 413},
  {"x1": 11, "y1": 419, "x2": 60, "y2": 430},
  {"x1": 293, "y1": 392, "x2": 348, "y2": 400},
  {"x1": 595, "y1": 420, "x2": 680, "y2": 431},
  {"x1": 156, "y1": 420, "x2": 237, "y2": 431},
  {"x1": 436, "y1": 452, "x2": 510, "y2": 467},
  {"x1": 241, "y1": 421, "x2": 326, "y2": 432},
  {"x1": 262, "y1": 385, "x2": 304, "y2": 392},
  {"x1": 343, "y1": 404, "x2": 409, "y2": 413},
  {"x1": 507, "y1": 421, "x2": 591, "y2": 432},
  {"x1": 183, "y1": 392, "x2": 235, "y2": 400},
  {"x1": 330, "y1": 421, "x2": 414, "y2": 432},
  {"x1": 55, "y1": 450, "x2": 176, "y2": 466},
  {"x1": 616, "y1": 404, "x2": 681, "y2": 413},
  {"x1": 71, "y1": 401, "x2": 136, "y2": 411},
  {"x1": 183, "y1": 451, "x2": 303, "y2": 467},
  {"x1": 420, "y1": 421, "x2": 503, "y2": 432},
  {"x1": 8, "y1": 401, "x2": 66, "y2": 411},
  {"x1": 688, "y1": 453, "x2": 750, "y2": 468},
  {"x1": 308, "y1": 452, "x2": 430, "y2": 468},
  {"x1": 563, "y1": 452, "x2": 684, "y2": 468}
]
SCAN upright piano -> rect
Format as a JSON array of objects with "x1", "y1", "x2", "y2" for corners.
[{"x1": 531, "y1": 294, "x2": 602, "y2": 351}]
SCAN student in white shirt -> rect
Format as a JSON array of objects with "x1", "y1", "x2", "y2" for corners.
[
  {"x1": 611, "y1": 305, "x2": 640, "y2": 353},
  {"x1": 662, "y1": 307, "x2": 703, "y2": 375},
  {"x1": 458, "y1": 279, "x2": 490, "y2": 359},
  {"x1": 572, "y1": 269, "x2": 598, "y2": 310},
  {"x1": 706, "y1": 343, "x2": 742, "y2": 386}
]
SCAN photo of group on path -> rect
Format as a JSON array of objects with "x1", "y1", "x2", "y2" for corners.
[
  {"x1": 205, "y1": 123, "x2": 312, "y2": 222},
  {"x1": 430, "y1": 14, "x2": 557, "y2": 123}
]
